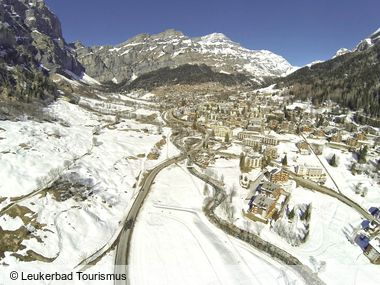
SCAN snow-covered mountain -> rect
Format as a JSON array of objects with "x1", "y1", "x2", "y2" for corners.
[
  {"x1": 74, "y1": 29, "x2": 295, "y2": 84},
  {"x1": 355, "y1": 27, "x2": 380, "y2": 52},
  {"x1": 305, "y1": 60, "x2": 324, "y2": 67},
  {"x1": 333, "y1": 48, "x2": 351, "y2": 58}
]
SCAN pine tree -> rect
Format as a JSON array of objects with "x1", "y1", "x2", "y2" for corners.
[
  {"x1": 329, "y1": 154, "x2": 338, "y2": 167},
  {"x1": 357, "y1": 145, "x2": 368, "y2": 164},
  {"x1": 281, "y1": 154, "x2": 288, "y2": 166},
  {"x1": 239, "y1": 153, "x2": 246, "y2": 171},
  {"x1": 224, "y1": 132, "x2": 230, "y2": 143}
]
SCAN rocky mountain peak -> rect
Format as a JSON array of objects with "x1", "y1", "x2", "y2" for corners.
[
  {"x1": 333, "y1": 48, "x2": 350, "y2": 58},
  {"x1": 199, "y1": 32, "x2": 231, "y2": 42},
  {"x1": 154, "y1": 29, "x2": 185, "y2": 39},
  {"x1": 355, "y1": 27, "x2": 380, "y2": 52},
  {"x1": 75, "y1": 30, "x2": 294, "y2": 84}
]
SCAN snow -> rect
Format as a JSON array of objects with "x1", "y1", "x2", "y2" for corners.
[
  {"x1": 0, "y1": 102, "x2": 93, "y2": 198},
  {"x1": 0, "y1": 95, "x2": 180, "y2": 280},
  {"x1": 103, "y1": 31, "x2": 295, "y2": 80},
  {"x1": 260, "y1": 187, "x2": 380, "y2": 285},
  {"x1": 0, "y1": 214, "x2": 24, "y2": 231},
  {"x1": 316, "y1": 145, "x2": 380, "y2": 210},
  {"x1": 254, "y1": 84, "x2": 279, "y2": 94},
  {"x1": 81, "y1": 73, "x2": 101, "y2": 85},
  {"x1": 209, "y1": 152, "x2": 380, "y2": 284},
  {"x1": 306, "y1": 60, "x2": 324, "y2": 67},
  {"x1": 129, "y1": 163, "x2": 304, "y2": 285},
  {"x1": 199, "y1": 33, "x2": 232, "y2": 42},
  {"x1": 64, "y1": 70, "x2": 101, "y2": 85},
  {"x1": 333, "y1": 48, "x2": 351, "y2": 58}
]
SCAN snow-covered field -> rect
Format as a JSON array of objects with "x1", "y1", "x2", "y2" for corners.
[
  {"x1": 318, "y1": 145, "x2": 380, "y2": 210},
  {"x1": 207, "y1": 156, "x2": 380, "y2": 285},
  {"x1": 129, "y1": 163, "x2": 304, "y2": 285},
  {"x1": 0, "y1": 96, "x2": 179, "y2": 282}
]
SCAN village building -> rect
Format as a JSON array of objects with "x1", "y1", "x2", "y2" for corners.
[
  {"x1": 295, "y1": 164, "x2": 327, "y2": 183},
  {"x1": 246, "y1": 181, "x2": 290, "y2": 223},
  {"x1": 355, "y1": 132, "x2": 367, "y2": 141},
  {"x1": 263, "y1": 146, "x2": 278, "y2": 159},
  {"x1": 239, "y1": 172, "x2": 264, "y2": 190},
  {"x1": 330, "y1": 132, "x2": 343, "y2": 143},
  {"x1": 243, "y1": 138, "x2": 262, "y2": 148},
  {"x1": 238, "y1": 131, "x2": 259, "y2": 140},
  {"x1": 244, "y1": 153, "x2": 262, "y2": 169},
  {"x1": 365, "y1": 236, "x2": 380, "y2": 264},
  {"x1": 296, "y1": 141, "x2": 311, "y2": 155},
  {"x1": 210, "y1": 124, "x2": 232, "y2": 138},
  {"x1": 267, "y1": 168, "x2": 289, "y2": 184},
  {"x1": 261, "y1": 135, "x2": 279, "y2": 146},
  {"x1": 346, "y1": 137, "x2": 360, "y2": 149}
]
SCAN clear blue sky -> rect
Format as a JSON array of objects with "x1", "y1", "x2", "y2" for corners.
[{"x1": 45, "y1": 0, "x2": 379, "y2": 66}]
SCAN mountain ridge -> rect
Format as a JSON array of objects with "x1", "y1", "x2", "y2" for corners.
[{"x1": 74, "y1": 29, "x2": 295, "y2": 84}]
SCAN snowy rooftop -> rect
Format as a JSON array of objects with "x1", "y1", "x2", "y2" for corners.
[{"x1": 369, "y1": 237, "x2": 380, "y2": 253}]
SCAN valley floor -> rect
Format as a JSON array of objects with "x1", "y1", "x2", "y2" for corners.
[{"x1": 129, "y1": 163, "x2": 304, "y2": 285}]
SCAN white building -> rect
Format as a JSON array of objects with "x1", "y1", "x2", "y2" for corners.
[
  {"x1": 295, "y1": 164, "x2": 327, "y2": 183},
  {"x1": 243, "y1": 138, "x2": 261, "y2": 148}
]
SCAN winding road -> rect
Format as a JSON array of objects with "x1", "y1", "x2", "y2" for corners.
[{"x1": 114, "y1": 110, "x2": 206, "y2": 285}]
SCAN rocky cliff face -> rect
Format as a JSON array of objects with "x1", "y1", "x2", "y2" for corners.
[
  {"x1": 0, "y1": 0, "x2": 83, "y2": 75},
  {"x1": 74, "y1": 29, "x2": 295, "y2": 84}
]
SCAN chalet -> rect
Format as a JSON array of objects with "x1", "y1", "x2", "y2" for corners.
[
  {"x1": 239, "y1": 172, "x2": 264, "y2": 190},
  {"x1": 301, "y1": 125, "x2": 313, "y2": 133},
  {"x1": 346, "y1": 137, "x2": 360, "y2": 149},
  {"x1": 313, "y1": 129, "x2": 325, "y2": 138},
  {"x1": 296, "y1": 141, "x2": 311, "y2": 155},
  {"x1": 257, "y1": 181, "x2": 282, "y2": 198},
  {"x1": 267, "y1": 168, "x2": 289, "y2": 184},
  {"x1": 330, "y1": 133, "x2": 342, "y2": 143},
  {"x1": 264, "y1": 146, "x2": 278, "y2": 159},
  {"x1": 355, "y1": 132, "x2": 367, "y2": 141},
  {"x1": 248, "y1": 195, "x2": 277, "y2": 222},
  {"x1": 365, "y1": 236, "x2": 380, "y2": 264},
  {"x1": 246, "y1": 181, "x2": 289, "y2": 223}
]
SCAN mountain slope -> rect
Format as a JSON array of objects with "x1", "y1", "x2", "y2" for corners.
[
  {"x1": 277, "y1": 28, "x2": 380, "y2": 118},
  {"x1": 74, "y1": 29, "x2": 295, "y2": 84},
  {"x1": 0, "y1": 0, "x2": 83, "y2": 74},
  {"x1": 123, "y1": 64, "x2": 256, "y2": 91},
  {"x1": 0, "y1": 0, "x2": 85, "y2": 119}
]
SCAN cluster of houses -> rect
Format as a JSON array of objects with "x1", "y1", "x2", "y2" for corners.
[
  {"x1": 172, "y1": 91, "x2": 380, "y2": 255},
  {"x1": 240, "y1": 168, "x2": 291, "y2": 223}
]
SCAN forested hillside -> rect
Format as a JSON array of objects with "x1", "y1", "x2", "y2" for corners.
[{"x1": 278, "y1": 42, "x2": 380, "y2": 117}]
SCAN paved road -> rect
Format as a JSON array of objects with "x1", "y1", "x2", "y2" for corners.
[
  {"x1": 114, "y1": 153, "x2": 186, "y2": 285},
  {"x1": 300, "y1": 133, "x2": 342, "y2": 193},
  {"x1": 114, "y1": 110, "x2": 206, "y2": 285}
]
